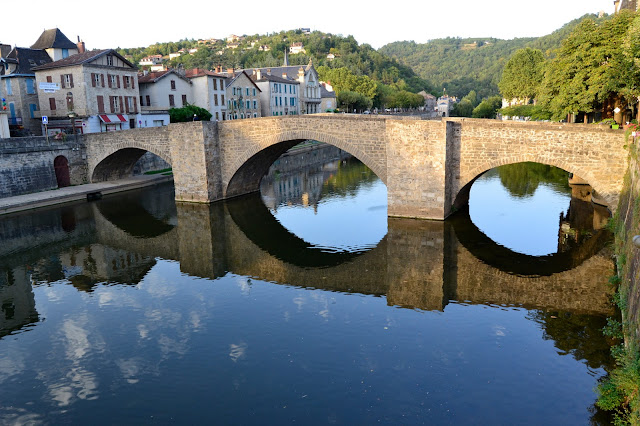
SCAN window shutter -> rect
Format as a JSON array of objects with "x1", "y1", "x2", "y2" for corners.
[
  {"x1": 110, "y1": 96, "x2": 115, "y2": 113},
  {"x1": 49, "y1": 98, "x2": 56, "y2": 110},
  {"x1": 101, "y1": 74, "x2": 105, "y2": 87},
  {"x1": 46, "y1": 76, "x2": 52, "y2": 83},
  {"x1": 131, "y1": 76, "x2": 135, "y2": 89},
  {"x1": 97, "y1": 96, "x2": 104, "y2": 113},
  {"x1": 125, "y1": 97, "x2": 130, "y2": 113},
  {"x1": 107, "y1": 74, "x2": 112, "y2": 88},
  {"x1": 133, "y1": 97, "x2": 137, "y2": 113},
  {"x1": 61, "y1": 75, "x2": 65, "y2": 88},
  {"x1": 69, "y1": 74, "x2": 74, "y2": 88},
  {"x1": 117, "y1": 75, "x2": 120, "y2": 89},
  {"x1": 91, "y1": 73, "x2": 96, "y2": 87},
  {"x1": 119, "y1": 96, "x2": 124, "y2": 113}
]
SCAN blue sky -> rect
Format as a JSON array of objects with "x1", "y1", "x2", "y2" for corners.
[{"x1": 4, "y1": 0, "x2": 613, "y2": 50}]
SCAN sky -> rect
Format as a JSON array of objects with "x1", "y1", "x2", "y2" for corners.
[{"x1": 2, "y1": 0, "x2": 614, "y2": 51}]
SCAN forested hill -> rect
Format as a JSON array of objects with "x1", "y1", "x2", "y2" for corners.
[
  {"x1": 378, "y1": 13, "x2": 608, "y2": 99},
  {"x1": 118, "y1": 30, "x2": 434, "y2": 94}
]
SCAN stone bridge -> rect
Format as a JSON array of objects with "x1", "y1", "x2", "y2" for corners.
[{"x1": 84, "y1": 115, "x2": 628, "y2": 220}]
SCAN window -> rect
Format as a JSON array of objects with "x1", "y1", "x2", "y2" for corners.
[
  {"x1": 49, "y1": 97, "x2": 56, "y2": 110},
  {"x1": 127, "y1": 96, "x2": 135, "y2": 113},
  {"x1": 221, "y1": 95, "x2": 225, "y2": 104},
  {"x1": 110, "y1": 96, "x2": 120, "y2": 113},
  {"x1": 140, "y1": 95, "x2": 144, "y2": 106},
  {"x1": 170, "y1": 80, "x2": 176, "y2": 90},
  {"x1": 220, "y1": 80, "x2": 224, "y2": 90},
  {"x1": 29, "y1": 104, "x2": 37, "y2": 118},
  {"x1": 284, "y1": 85, "x2": 287, "y2": 94},
  {"x1": 108, "y1": 74, "x2": 116, "y2": 88},
  {"x1": 213, "y1": 79, "x2": 217, "y2": 90},
  {"x1": 246, "y1": 88, "x2": 249, "y2": 96},
  {"x1": 253, "y1": 113, "x2": 257, "y2": 118},
  {"x1": 46, "y1": 76, "x2": 52, "y2": 83},
  {"x1": 253, "y1": 88, "x2": 256, "y2": 96},
  {"x1": 214, "y1": 94, "x2": 218, "y2": 106},
  {"x1": 124, "y1": 76, "x2": 129, "y2": 88},
  {"x1": 62, "y1": 48, "x2": 69, "y2": 59},
  {"x1": 169, "y1": 94, "x2": 175, "y2": 107},
  {"x1": 253, "y1": 100, "x2": 257, "y2": 109},
  {"x1": 246, "y1": 100, "x2": 250, "y2": 109},
  {"x1": 182, "y1": 94, "x2": 187, "y2": 106},
  {"x1": 5, "y1": 79, "x2": 12, "y2": 95},
  {"x1": 215, "y1": 112, "x2": 219, "y2": 120},
  {"x1": 93, "y1": 73, "x2": 101, "y2": 87},
  {"x1": 26, "y1": 79, "x2": 35, "y2": 94},
  {"x1": 61, "y1": 74, "x2": 73, "y2": 88},
  {"x1": 106, "y1": 55, "x2": 114, "y2": 66},
  {"x1": 146, "y1": 95, "x2": 150, "y2": 106}
]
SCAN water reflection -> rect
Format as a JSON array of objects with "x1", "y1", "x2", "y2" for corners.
[{"x1": 0, "y1": 156, "x2": 616, "y2": 424}]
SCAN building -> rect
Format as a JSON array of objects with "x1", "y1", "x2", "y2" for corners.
[
  {"x1": 0, "y1": 81, "x2": 9, "y2": 138},
  {"x1": 221, "y1": 70, "x2": 261, "y2": 120},
  {"x1": 245, "y1": 59, "x2": 321, "y2": 114},
  {"x1": 251, "y1": 69, "x2": 299, "y2": 117},
  {"x1": 0, "y1": 47, "x2": 52, "y2": 134},
  {"x1": 138, "y1": 69, "x2": 193, "y2": 111},
  {"x1": 30, "y1": 28, "x2": 80, "y2": 61},
  {"x1": 320, "y1": 82, "x2": 336, "y2": 112},
  {"x1": 436, "y1": 96, "x2": 455, "y2": 117},
  {"x1": 185, "y1": 68, "x2": 227, "y2": 121},
  {"x1": 289, "y1": 42, "x2": 306, "y2": 54},
  {"x1": 618, "y1": 0, "x2": 639, "y2": 11},
  {"x1": 418, "y1": 91, "x2": 437, "y2": 117},
  {"x1": 139, "y1": 55, "x2": 164, "y2": 71},
  {"x1": 33, "y1": 49, "x2": 140, "y2": 133}
]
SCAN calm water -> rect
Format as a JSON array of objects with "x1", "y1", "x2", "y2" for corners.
[{"x1": 0, "y1": 147, "x2": 615, "y2": 424}]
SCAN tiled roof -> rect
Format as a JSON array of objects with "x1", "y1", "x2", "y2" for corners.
[
  {"x1": 138, "y1": 69, "x2": 192, "y2": 84},
  {"x1": 251, "y1": 73, "x2": 299, "y2": 84},
  {"x1": 31, "y1": 28, "x2": 77, "y2": 50},
  {"x1": 320, "y1": 86, "x2": 336, "y2": 98},
  {"x1": 32, "y1": 49, "x2": 134, "y2": 70},
  {"x1": 7, "y1": 47, "x2": 52, "y2": 74},
  {"x1": 184, "y1": 68, "x2": 228, "y2": 79}
]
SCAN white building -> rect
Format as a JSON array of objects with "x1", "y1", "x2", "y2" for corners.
[
  {"x1": 138, "y1": 69, "x2": 192, "y2": 111},
  {"x1": 220, "y1": 70, "x2": 261, "y2": 120},
  {"x1": 251, "y1": 69, "x2": 300, "y2": 117},
  {"x1": 185, "y1": 68, "x2": 228, "y2": 121}
]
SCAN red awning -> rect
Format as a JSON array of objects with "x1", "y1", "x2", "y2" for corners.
[{"x1": 99, "y1": 114, "x2": 127, "y2": 123}]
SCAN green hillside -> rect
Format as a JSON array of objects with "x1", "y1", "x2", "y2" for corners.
[{"x1": 378, "y1": 13, "x2": 609, "y2": 99}]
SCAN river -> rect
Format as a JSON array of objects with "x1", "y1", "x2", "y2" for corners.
[{"x1": 0, "y1": 144, "x2": 616, "y2": 424}]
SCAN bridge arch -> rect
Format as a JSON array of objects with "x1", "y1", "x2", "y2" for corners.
[
  {"x1": 223, "y1": 126, "x2": 388, "y2": 199},
  {"x1": 86, "y1": 128, "x2": 173, "y2": 182},
  {"x1": 455, "y1": 156, "x2": 618, "y2": 211}
]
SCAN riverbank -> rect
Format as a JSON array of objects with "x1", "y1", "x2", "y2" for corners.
[{"x1": 0, "y1": 174, "x2": 173, "y2": 216}]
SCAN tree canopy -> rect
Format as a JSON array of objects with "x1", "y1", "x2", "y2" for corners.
[{"x1": 498, "y1": 48, "x2": 545, "y2": 102}]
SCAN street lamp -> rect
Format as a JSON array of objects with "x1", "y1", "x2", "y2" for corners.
[
  {"x1": 68, "y1": 111, "x2": 77, "y2": 143},
  {"x1": 193, "y1": 113, "x2": 197, "y2": 121}
]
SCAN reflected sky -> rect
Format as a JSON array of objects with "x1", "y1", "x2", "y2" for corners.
[{"x1": 469, "y1": 168, "x2": 572, "y2": 256}]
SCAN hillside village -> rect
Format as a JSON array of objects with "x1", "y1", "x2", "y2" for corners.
[{"x1": 0, "y1": 28, "x2": 348, "y2": 138}]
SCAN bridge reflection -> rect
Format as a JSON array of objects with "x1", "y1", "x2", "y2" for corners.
[{"x1": 0, "y1": 183, "x2": 615, "y2": 340}]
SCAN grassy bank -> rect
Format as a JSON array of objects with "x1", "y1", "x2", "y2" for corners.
[{"x1": 596, "y1": 146, "x2": 640, "y2": 425}]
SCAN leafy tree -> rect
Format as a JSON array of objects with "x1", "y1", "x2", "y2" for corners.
[
  {"x1": 538, "y1": 11, "x2": 637, "y2": 121},
  {"x1": 451, "y1": 99, "x2": 473, "y2": 117},
  {"x1": 499, "y1": 48, "x2": 545, "y2": 102},
  {"x1": 472, "y1": 96, "x2": 502, "y2": 118},
  {"x1": 169, "y1": 104, "x2": 212, "y2": 122},
  {"x1": 337, "y1": 91, "x2": 372, "y2": 112}
]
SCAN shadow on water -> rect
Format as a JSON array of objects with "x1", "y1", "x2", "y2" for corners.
[
  {"x1": 225, "y1": 192, "x2": 377, "y2": 268},
  {"x1": 449, "y1": 205, "x2": 613, "y2": 277}
]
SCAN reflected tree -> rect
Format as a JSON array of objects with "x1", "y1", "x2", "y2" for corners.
[{"x1": 497, "y1": 162, "x2": 571, "y2": 198}]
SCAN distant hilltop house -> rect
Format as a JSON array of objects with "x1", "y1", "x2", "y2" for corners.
[
  {"x1": 289, "y1": 42, "x2": 305, "y2": 54},
  {"x1": 436, "y1": 95, "x2": 456, "y2": 117},
  {"x1": 139, "y1": 55, "x2": 162, "y2": 66},
  {"x1": 299, "y1": 28, "x2": 311, "y2": 35},
  {"x1": 258, "y1": 45, "x2": 271, "y2": 52},
  {"x1": 326, "y1": 53, "x2": 335, "y2": 61},
  {"x1": 227, "y1": 34, "x2": 243, "y2": 43},
  {"x1": 227, "y1": 43, "x2": 240, "y2": 50},
  {"x1": 169, "y1": 52, "x2": 181, "y2": 60},
  {"x1": 198, "y1": 38, "x2": 220, "y2": 45}
]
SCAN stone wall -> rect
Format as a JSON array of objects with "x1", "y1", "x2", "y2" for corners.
[{"x1": 0, "y1": 136, "x2": 87, "y2": 198}]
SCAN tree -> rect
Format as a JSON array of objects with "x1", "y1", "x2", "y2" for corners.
[
  {"x1": 472, "y1": 96, "x2": 503, "y2": 118},
  {"x1": 538, "y1": 12, "x2": 637, "y2": 121},
  {"x1": 498, "y1": 47, "x2": 545, "y2": 102},
  {"x1": 337, "y1": 91, "x2": 372, "y2": 112},
  {"x1": 169, "y1": 104, "x2": 212, "y2": 122},
  {"x1": 451, "y1": 99, "x2": 474, "y2": 117}
]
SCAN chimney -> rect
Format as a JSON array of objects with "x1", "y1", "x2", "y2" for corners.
[
  {"x1": 282, "y1": 72, "x2": 288, "y2": 79},
  {"x1": 216, "y1": 65, "x2": 222, "y2": 73},
  {"x1": 76, "y1": 36, "x2": 86, "y2": 54},
  {"x1": 227, "y1": 67, "x2": 234, "y2": 74},
  {"x1": 266, "y1": 68, "x2": 271, "y2": 76},
  {"x1": 256, "y1": 69, "x2": 262, "y2": 80}
]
